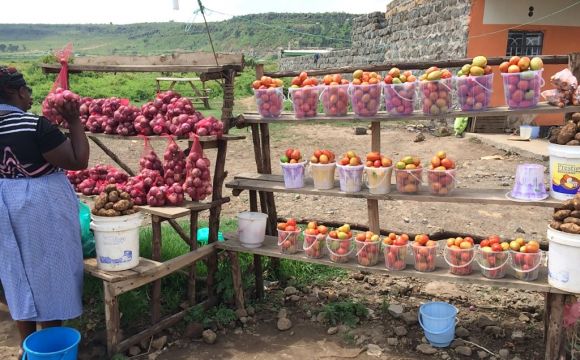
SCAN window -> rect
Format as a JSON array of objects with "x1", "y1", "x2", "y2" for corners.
[{"x1": 506, "y1": 31, "x2": 543, "y2": 56}]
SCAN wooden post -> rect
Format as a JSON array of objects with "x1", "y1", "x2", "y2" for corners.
[
  {"x1": 249, "y1": 190, "x2": 264, "y2": 299},
  {"x1": 188, "y1": 210, "x2": 198, "y2": 305},
  {"x1": 151, "y1": 216, "x2": 163, "y2": 324},
  {"x1": 221, "y1": 69, "x2": 236, "y2": 131},
  {"x1": 368, "y1": 121, "x2": 381, "y2": 234},
  {"x1": 104, "y1": 282, "x2": 120, "y2": 356},
  {"x1": 544, "y1": 293, "x2": 566, "y2": 360},
  {"x1": 251, "y1": 124, "x2": 269, "y2": 215},
  {"x1": 229, "y1": 251, "x2": 246, "y2": 311}
]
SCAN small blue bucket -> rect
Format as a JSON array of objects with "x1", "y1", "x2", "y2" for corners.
[
  {"x1": 23, "y1": 327, "x2": 81, "y2": 360},
  {"x1": 418, "y1": 302, "x2": 457, "y2": 347}
]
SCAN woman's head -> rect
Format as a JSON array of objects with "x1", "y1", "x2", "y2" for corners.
[{"x1": 0, "y1": 66, "x2": 33, "y2": 111}]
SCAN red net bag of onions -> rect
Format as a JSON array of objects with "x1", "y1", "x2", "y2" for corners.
[
  {"x1": 162, "y1": 136, "x2": 186, "y2": 186},
  {"x1": 184, "y1": 135, "x2": 212, "y2": 201},
  {"x1": 41, "y1": 43, "x2": 81, "y2": 127},
  {"x1": 139, "y1": 136, "x2": 164, "y2": 173}
]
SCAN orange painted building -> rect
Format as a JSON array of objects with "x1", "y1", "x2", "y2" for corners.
[{"x1": 466, "y1": 0, "x2": 580, "y2": 125}]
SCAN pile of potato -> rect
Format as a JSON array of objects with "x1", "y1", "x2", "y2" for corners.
[
  {"x1": 549, "y1": 113, "x2": 580, "y2": 145},
  {"x1": 92, "y1": 184, "x2": 138, "y2": 217},
  {"x1": 551, "y1": 193, "x2": 580, "y2": 234}
]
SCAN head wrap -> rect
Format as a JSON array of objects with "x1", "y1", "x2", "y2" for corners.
[{"x1": 0, "y1": 66, "x2": 26, "y2": 91}]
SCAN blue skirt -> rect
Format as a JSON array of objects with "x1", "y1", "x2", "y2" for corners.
[{"x1": 0, "y1": 172, "x2": 83, "y2": 321}]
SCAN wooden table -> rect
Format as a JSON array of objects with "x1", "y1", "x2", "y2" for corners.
[{"x1": 156, "y1": 77, "x2": 211, "y2": 109}]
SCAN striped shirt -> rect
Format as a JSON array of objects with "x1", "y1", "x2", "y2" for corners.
[{"x1": 0, "y1": 111, "x2": 67, "y2": 178}]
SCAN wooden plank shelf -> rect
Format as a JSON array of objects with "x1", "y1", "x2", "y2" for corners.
[
  {"x1": 226, "y1": 173, "x2": 561, "y2": 208},
  {"x1": 136, "y1": 198, "x2": 230, "y2": 219},
  {"x1": 84, "y1": 257, "x2": 162, "y2": 283},
  {"x1": 239, "y1": 103, "x2": 580, "y2": 124},
  {"x1": 82, "y1": 132, "x2": 245, "y2": 143},
  {"x1": 218, "y1": 234, "x2": 567, "y2": 294}
]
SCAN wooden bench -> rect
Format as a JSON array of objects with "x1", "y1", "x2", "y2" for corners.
[{"x1": 155, "y1": 77, "x2": 211, "y2": 109}]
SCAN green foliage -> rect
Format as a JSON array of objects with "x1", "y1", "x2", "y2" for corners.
[
  {"x1": 380, "y1": 298, "x2": 391, "y2": 316},
  {"x1": 0, "y1": 13, "x2": 353, "y2": 58},
  {"x1": 185, "y1": 304, "x2": 237, "y2": 328},
  {"x1": 320, "y1": 301, "x2": 369, "y2": 327},
  {"x1": 280, "y1": 260, "x2": 346, "y2": 287}
]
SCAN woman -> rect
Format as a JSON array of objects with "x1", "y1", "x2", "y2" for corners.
[{"x1": 0, "y1": 65, "x2": 89, "y2": 357}]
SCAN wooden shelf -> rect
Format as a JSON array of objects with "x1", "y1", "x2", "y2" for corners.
[
  {"x1": 239, "y1": 103, "x2": 580, "y2": 124},
  {"x1": 218, "y1": 234, "x2": 567, "y2": 294},
  {"x1": 83, "y1": 132, "x2": 244, "y2": 143},
  {"x1": 136, "y1": 198, "x2": 230, "y2": 219},
  {"x1": 84, "y1": 257, "x2": 162, "y2": 283},
  {"x1": 226, "y1": 173, "x2": 560, "y2": 208}
]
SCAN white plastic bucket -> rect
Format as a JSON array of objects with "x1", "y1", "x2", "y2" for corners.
[
  {"x1": 337, "y1": 164, "x2": 364, "y2": 193},
  {"x1": 547, "y1": 226, "x2": 580, "y2": 292},
  {"x1": 309, "y1": 162, "x2": 336, "y2": 190},
  {"x1": 548, "y1": 143, "x2": 580, "y2": 200},
  {"x1": 237, "y1": 212, "x2": 268, "y2": 248},
  {"x1": 280, "y1": 161, "x2": 307, "y2": 189},
  {"x1": 90, "y1": 212, "x2": 143, "y2": 272},
  {"x1": 364, "y1": 166, "x2": 392, "y2": 194}
]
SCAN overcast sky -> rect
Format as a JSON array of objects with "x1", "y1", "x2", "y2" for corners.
[{"x1": 0, "y1": 0, "x2": 387, "y2": 24}]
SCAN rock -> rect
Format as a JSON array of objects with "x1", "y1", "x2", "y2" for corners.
[
  {"x1": 511, "y1": 330, "x2": 525, "y2": 341},
  {"x1": 185, "y1": 322, "x2": 204, "y2": 338},
  {"x1": 456, "y1": 326, "x2": 470, "y2": 338},
  {"x1": 327, "y1": 327, "x2": 338, "y2": 335},
  {"x1": 316, "y1": 312, "x2": 326, "y2": 323},
  {"x1": 366, "y1": 277, "x2": 378, "y2": 286},
  {"x1": 414, "y1": 132, "x2": 426, "y2": 142},
  {"x1": 366, "y1": 344, "x2": 383, "y2": 357},
  {"x1": 403, "y1": 217, "x2": 410, "y2": 223},
  {"x1": 246, "y1": 306, "x2": 255, "y2": 316},
  {"x1": 424, "y1": 281, "x2": 465, "y2": 298},
  {"x1": 484, "y1": 326, "x2": 505, "y2": 338},
  {"x1": 278, "y1": 308, "x2": 288, "y2": 319},
  {"x1": 235, "y1": 308, "x2": 248, "y2": 319},
  {"x1": 148, "y1": 351, "x2": 161, "y2": 360},
  {"x1": 277, "y1": 318, "x2": 293, "y2": 331},
  {"x1": 451, "y1": 339, "x2": 466, "y2": 348},
  {"x1": 401, "y1": 311, "x2": 418, "y2": 325},
  {"x1": 499, "y1": 348, "x2": 509, "y2": 359},
  {"x1": 388, "y1": 304, "x2": 404, "y2": 318},
  {"x1": 456, "y1": 346, "x2": 472, "y2": 357},
  {"x1": 352, "y1": 273, "x2": 365, "y2": 281},
  {"x1": 202, "y1": 329, "x2": 217, "y2": 344},
  {"x1": 151, "y1": 335, "x2": 167, "y2": 351},
  {"x1": 284, "y1": 286, "x2": 298, "y2": 296},
  {"x1": 512, "y1": 357, "x2": 522, "y2": 360},
  {"x1": 240, "y1": 316, "x2": 249, "y2": 325},
  {"x1": 355, "y1": 335, "x2": 368, "y2": 346},
  {"x1": 394, "y1": 326, "x2": 408, "y2": 337},
  {"x1": 128, "y1": 346, "x2": 141, "y2": 356},
  {"x1": 416, "y1": 343, "x2": 437, "y2": 355},
  {"x1": 289, "y1": 295, "x2": 300, "y2": 302},
  {"x1": 355, "y1": 127, "x2": 367, "y2": 135},
  {"x1": 515, "y1": 227, "x2": 526, "y2": 234},
  {"x1": 478, "y1": 314, "x2": 497, "y2": 328},
  {"x1": 478, "y1": 350, "x2": 489, "y2": 359},
  {"x1": 387, "y1": 337, "x2": 399, "y2": 346},
  {"x1": 518, "y1": 314, "x2": 529, "y2": 322}
]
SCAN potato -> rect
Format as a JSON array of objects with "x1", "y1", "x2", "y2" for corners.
[
  {"x1": 94, "y1": 194, "x2": 107, "y2": 210},
  {"x1": 101, "y1": 209, "x2": 117, "y2": 217},
  {"x1": 122, "y1": 209, "x2": 137, "y2": 215},
  {"x1": 91, "y1": 208, "x2": 99, "y2": 215},
  {"x1": 573, "y1": 197, "x2": 580, "y2": 210},
  {"x1": 104, "y1": 202, "x2": 114, "y2": 210},
  {"x1": 97, "y1": 208, "x2": 109, "y2": 217},
  {"x1": 113, "y1": 200, "x2": 131, "y2": 212},
  {"x1": 549, "y1": 128, "x2": 560, "y2": 144},
  {"x1": 567, "y1": 140, "x2": 580, "y2": 146},
  {"x1": 550, "y1": 220, "x2": 562, "y2": 230},
  {"x1": 554, "y1": 209, "x2": 572, "y2": 221},
  {"x1": 574, "y1": 133, "x2": 580, "y2": 142},
  {"x1": 120, "y1": 192, "x2": 131, "y2": 200},
  {"x1": 557, "y1": 121, "x2": 577, "y2": 145},
  {"x1": 104, "y1": 184, "x2": 117, "y2": 193},
  {"x1": 571, "y1": 210, "x2": 580, "y2": 218},
  {"x1": 573, "y1": 112, "x2": 580, "y2": 123},
  {"x1": 555, "y1": 199, "x2": 575, "y2": 211},
  {"x1": 564, "y1": 217, "x2": 580, "y2": 225},
  {"x1": 108, "y1": 191, "x2": 120, "y2": 203},
  {"x1": 560, "y1": 222, "x2": 580, "y2": 234}
]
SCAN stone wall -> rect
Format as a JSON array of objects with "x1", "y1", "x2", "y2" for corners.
[{"x1": 279, "y1": 0, "x2": 472, "y2": 71}]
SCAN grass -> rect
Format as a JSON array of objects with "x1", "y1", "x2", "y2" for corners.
[{"x1": 320, "y1": 300, "x2": 369, "y2": 327}]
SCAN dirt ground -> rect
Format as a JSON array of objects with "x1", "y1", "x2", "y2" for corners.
[{"x1": 0, "y1": 121, "x2": 555, "y2": 359}]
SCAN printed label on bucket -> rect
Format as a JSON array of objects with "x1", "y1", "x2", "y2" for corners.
[
  {"x1": 100, "y1": 250, "x2": 133, "y2": 264},
  {"x1": 551, "y1": 161, "x2": 580, "y2": 195},
  {"x1": 549, "y1": 269, "x2": 570, "y2": 284}
]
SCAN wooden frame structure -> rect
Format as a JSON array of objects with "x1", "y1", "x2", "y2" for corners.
[
  {"x1": 223, "y1": 55, "x2": 580, "y2": 360},
  {"x1": 155, "y1": 77, "x2": 211, "y2": 109},
  {"x1": 42, "y1": 53, "x2": 245, "y2": 355}
]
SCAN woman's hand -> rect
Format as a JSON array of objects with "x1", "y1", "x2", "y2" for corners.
[{"x1": 57, "y1": 101, "x2": 80, "y2": 124}]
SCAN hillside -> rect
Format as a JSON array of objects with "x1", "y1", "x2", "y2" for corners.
[{"x1": 0, "y1": 13, "x2": 355, "y2": 59}]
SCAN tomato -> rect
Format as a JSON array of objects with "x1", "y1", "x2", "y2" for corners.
[
  {"x1": 299, "y1": 71, "x2": 308, "y2": 81},
  {"x1": 488, "y1": 235, "x2": 501, "y2": 245},
  {"x1": 480, "y1": 239, "x2": 490, "y2": 248},
  {"x1": 286, "y1": 218, "x2": 297, "y2": 227},
  {"x1": 491, "y1": 243, "x2": 503, "y2": 252},
  {"x1": 291, "y1": 76, "x2": 301, "y2": 86},
  {"x1": 277, "y1": 223, "x2": 287, "y2": 230}
]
